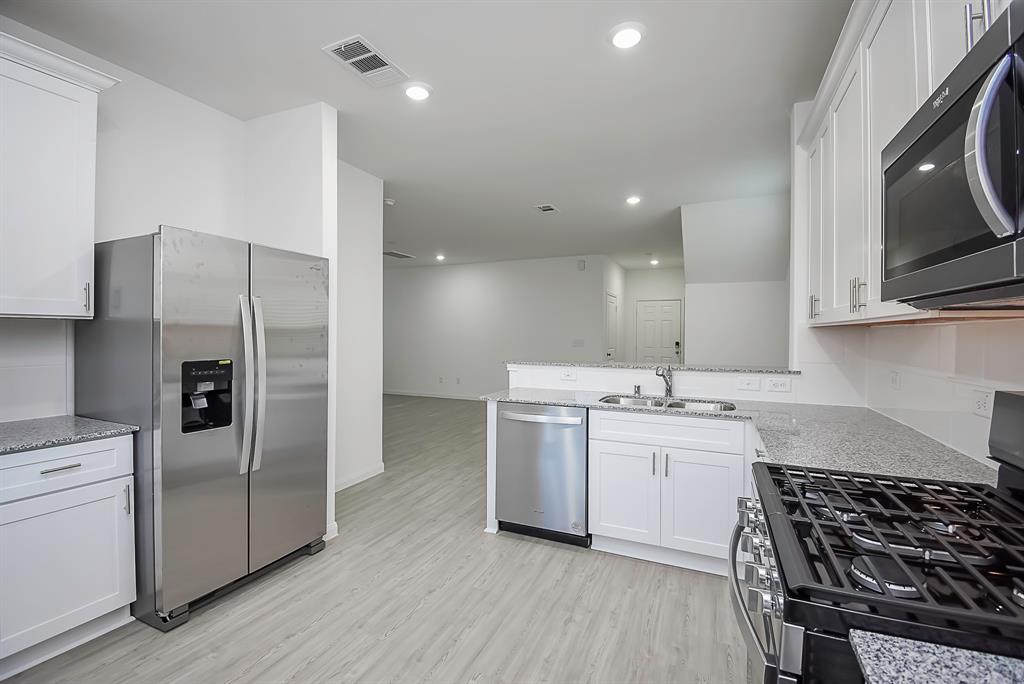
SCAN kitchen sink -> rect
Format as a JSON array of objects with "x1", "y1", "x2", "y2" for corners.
[
  {"x1": 598, "y1": 395, "x2": 665, "y2": 407},
  {"x1": 597, "y1": 396, "x2": 737, "y2": 412},
  {"x1": 664, "y1": 400, "x2": 736, "y2": 412}
]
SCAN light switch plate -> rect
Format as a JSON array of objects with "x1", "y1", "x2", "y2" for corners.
[
  {"x1": 560, "y1": 368, "x2": 578, "y2": 382},
  {"x1": 736, "y1": 377, "x2": 762, "y2": 392},
  {"x1": 766, "y1": 377, "x2": 792, "y2": 393}
]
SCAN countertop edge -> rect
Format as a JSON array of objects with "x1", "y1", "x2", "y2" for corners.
[{"x1": 0, "y1": 417, "x2": 139, "y2": 457}]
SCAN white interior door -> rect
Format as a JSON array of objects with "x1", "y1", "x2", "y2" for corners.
[
  {"x1": 635, "y1": 300, "x2": 681, "y2": 364},
  {"x1": 605, "y1": 292, "x2": 618, "y2": 360}
]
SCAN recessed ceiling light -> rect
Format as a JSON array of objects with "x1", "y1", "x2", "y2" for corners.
[
  {"x1": 435, "y1": 254, "x2": 445, "y2": 261},
  {"x1": 918, "y1": 163, "x2": 935, "y2": 172},
  {"x1": 626, "y1": 195, "x2": 641, "y2": 205},
  {"x1": 650, "y1": 259, "x2": 659, "y2": 266},
  {"x1": 610, "y1": 22, "x2": 645, "y2": 49},
  {"x1": 405, "y1": 82, "x2": 432, "y2": 101}
]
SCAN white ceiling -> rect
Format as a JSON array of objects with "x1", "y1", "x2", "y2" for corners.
[{"x1": 0, "y1": 0, "x2": 850, "y2": 270}]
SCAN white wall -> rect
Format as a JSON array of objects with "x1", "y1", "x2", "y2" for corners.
[
  {"x1": 384, "y1": 255, "x2": 610, "y2": 400},
  {"x1": 0, "y1": 319, "x2": 71, "y2": 422},
  {"x1": 336, "y1": 161, "x2": 384, "y2": 491},
  {"x1": 602, "y1": 259, "x2": 625, "y2": 361},
  {"x1": 622, "y1": 267, "x2": 686, "y2": 363},
  {"x1": 865, "y1": 321, "x2": 1024, "y2": 466},
  {"x1": 680, "y1": 193, "x2": 790, "y2": 369},
  {"x1": 684, "y1": 281, "x2": 789, "y2": 367}
]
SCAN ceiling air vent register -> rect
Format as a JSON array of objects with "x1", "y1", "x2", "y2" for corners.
[
  {"x1": 535, "y1": 204, "x2": 560, "y2": 214},
  {"x1": 322, "y1": 36, "x2": 408, "y2": 87},
  {"x1": 383, "y1": 250, "x2": 416, "y2": 259}
]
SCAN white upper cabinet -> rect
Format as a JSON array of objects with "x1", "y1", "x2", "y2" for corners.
[
  {"x1": 923, "y1": 0, "x2": 1009, "y2": 95},
  {"x1": 0, "y1": 33, "x2": 117, "y2": 319},
  {"x1": 799, "y1": 0, "x2": 1012, "y2": 327},
  {"x1": 820, "y1": 49, "x2": 866, "y2": 323},
  {"x1": 863, "y1": 0, "x2": 921, "y2": 318}
]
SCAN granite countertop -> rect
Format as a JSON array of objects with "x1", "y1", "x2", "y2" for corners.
[
  {"x1": 850, "y1": 630, "x2": 1024, "y2": 684},
  {"x1": 0, "y1": 415, "x2": 138, "y2": 456},
  {"x1": 506, "y1": 360, "x2": 801, "y2": 374},
  {"x1": 482, "y1": 388, "x2": 996, "y2": 484}
]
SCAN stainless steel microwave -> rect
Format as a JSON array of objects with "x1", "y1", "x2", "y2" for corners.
[{"x1": 881, "y1": 4, "x2": 1024, "y2": 310}]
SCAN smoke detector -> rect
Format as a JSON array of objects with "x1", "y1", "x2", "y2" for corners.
[
  {"x1": 322, "y1": 36, "x2": 408, "y2": 87},
  {"x1": 383, "y1": 250, "x2": 416, "y2": 259},
  {"x1": 535, "y1": 204, "x2": 560, "y2": 214}
]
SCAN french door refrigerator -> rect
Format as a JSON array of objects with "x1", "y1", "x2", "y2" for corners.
[{"x1": 75, "y1": 225, "x2": 328, "y2": 631}]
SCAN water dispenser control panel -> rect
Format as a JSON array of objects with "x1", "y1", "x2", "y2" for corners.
[{"x1": 181, "y1": 359, "x2": 233, "y2": 433}]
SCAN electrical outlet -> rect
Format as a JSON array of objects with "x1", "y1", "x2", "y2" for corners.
[
  {"x1": 766, "y1": 377, "x2": 792, "y2": 393},
  {"x1": 456, "y1": 377, "x2": 461, "y2": 385},
  {"x1": 736, "y1": 377, "x2": 762, "y2": 392},
  {"x1": 972, "y1": 389, "x2": 993, "y2": 418},
  {"x1": 438, "y1": 376, "x2": 444, "y2": 384},
  {"x1": 571, "y1": 339, "x2": 585, "y2": 348},
  {"x1": 889, "y1": 370, "x2": 902, "y2": 391},
  {"x1": 559, "y1": 368, "x2": 578, "y2": 382}
]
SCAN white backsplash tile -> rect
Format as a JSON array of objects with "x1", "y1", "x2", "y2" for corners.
[{"x1": 0, "y1": 319, "x2": 70, "y2": 422}]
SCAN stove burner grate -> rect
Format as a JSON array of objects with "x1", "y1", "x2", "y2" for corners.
[{"x1": 849, "y1": 556, "x2": 922, "y2": 599}]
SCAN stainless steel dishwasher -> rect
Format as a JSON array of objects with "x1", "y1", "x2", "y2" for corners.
[{"x1": 496, "y1": 402, "x2": 588, "y2": 546}]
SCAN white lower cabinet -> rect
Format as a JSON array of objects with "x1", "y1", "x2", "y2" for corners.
[
  {"x1": 660, "y1": 448, "x2": 744, "y2": 559},
  {"x1": 0, "y1": 435, "x2": 135, "y2": 672},
  {"x1": 0, "y1": 475, "x2": 135, "y2": 658},
  {"x1": 587, "y1": 410, "x2": 747, "y2": 574},
  {"x1": 588, "y1": 440, "x2": 661, "y2": 545}
]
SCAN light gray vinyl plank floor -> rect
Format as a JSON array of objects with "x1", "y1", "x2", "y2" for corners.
[{"x1": 12, "y1": 395, "x2": 747, "y2": 683}]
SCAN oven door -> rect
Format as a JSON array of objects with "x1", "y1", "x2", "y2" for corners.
[
  {"x1": 728, "y1": 523, "x2": 781, "y2": 684},
  {"x1": 881, "y1": 45, "x2": 1020, "y2": 303}
]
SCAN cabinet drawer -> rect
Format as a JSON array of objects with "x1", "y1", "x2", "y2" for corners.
[
  {"x1": 0, "y1": 436, "x2": 133, "y2": 504},
  {"x1": 589, "y1": 410, "x2": 745, "y2": 454}
]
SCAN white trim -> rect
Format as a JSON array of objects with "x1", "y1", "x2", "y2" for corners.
[
  {"x1": 0, "y1": 32, "x2": 119, "y2": 92},
  {"x1": 485, "y1": 400, "x2": 498, "y2": 533},
  {"x1": 334, "y1": 463, "x2": 384, "y2": 492},
  {"x1": 64, "y1": 322, "x2": 74, "y2": 415},
  {"x1": 795, "y1": 0, "x2": 880, "y2": 149},
  {"x1": 590, "y1": 535, "x2": 728, "y2": 576},
  {"x1": 383, "y1": 389, "x2": 481, "y2": 401},
  {"x1": 323, "y1": 520, "x2": 338, "y2": 541},
  {"x1": 0, "y1": 606, "x2": 131, "y2": 681}
]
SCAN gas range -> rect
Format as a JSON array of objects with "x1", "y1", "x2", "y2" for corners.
[{"x1": 731, "y1": 392, "x2": 1024, "y2": 684}]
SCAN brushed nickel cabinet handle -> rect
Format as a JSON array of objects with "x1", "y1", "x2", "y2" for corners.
[
  {"x1": 652, "y1": 451, "x2": 656, "y2": 476},
  {"x1": 124, "y1": 482, "x2": 131, "y2": 514},
  {"x1": 83, "y1": 282, "x2": 91, "y2": 312},
  {"x1": 40, "y1": 462, "x2": 82, "y2": 475},
  {"x1": 664, "y1": 452, "x2": 669, "y2": 478}
]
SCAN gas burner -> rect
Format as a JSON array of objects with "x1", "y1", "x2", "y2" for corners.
[
  {"x1": 851, "y1": 530, "x2": 996, "y2": 567},
  {"x1": 813, "y1": 505, "x2": 860, "y2": 523},
  {"x1": 849, "y1": 556, "x2": 921, "y2": 599},
  {"x1": 1013, "y1": 587, "x2": 1024, "y2": 610},
  {"x1": 920, "y1": 520, "x2": 987, "y2": 542}
]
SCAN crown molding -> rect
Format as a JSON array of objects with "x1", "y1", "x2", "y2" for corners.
[{"x1": 1, "y1": 32, "x2": 119, "y2": 92}]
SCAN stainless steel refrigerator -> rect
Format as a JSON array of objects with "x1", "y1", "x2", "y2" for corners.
[{"x1": 75, "y1": 225, "x2": 328, "y2": 631}]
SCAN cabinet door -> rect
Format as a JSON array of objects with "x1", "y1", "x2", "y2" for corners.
[
  {"x1": 807, "y1": 132, "x2": 823, "y2": 322},
  {"x1": 0, "y1": 476, "x2": 135, "y2": 657},
  {"x1": 923, "y1": 0, "x2": 998, "y2": 95},
  {"x1": 864, "y1": 0, "x2": 921, "y2": 319},
  {"x1": 660, "y1": 448, "x2": 744, "y2": 558},
  {"x1": 820, "y1": 48, "x2": 866, "y2": 323},
  {"x1": 0, "y1": 58, "x2": 96, "y2": 318},
  {"x1": 587, "y1": 440, "x2": 660, "y2": 545}
]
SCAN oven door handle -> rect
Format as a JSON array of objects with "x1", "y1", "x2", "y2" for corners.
[
  {"x1": 728, "y1": 522, "x2": 774, "y2": 675},
  {"x1": 964, "y1": 53, "x2": 1015, "y2": 239}
]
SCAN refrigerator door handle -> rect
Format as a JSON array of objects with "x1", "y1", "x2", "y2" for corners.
[
  {"x1": 252, "y1": 295, "x2": 268, "y2": 472},
  {"x1": 239, "y1": 294, "x2": 255, "y2": 475}
]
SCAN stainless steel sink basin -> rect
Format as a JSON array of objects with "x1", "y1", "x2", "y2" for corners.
[
  {"x1": 598, "y1": 395, "x2": 665, "y2": 407},
  {"x1": 597, "y1": 395, "x2": 737, "y2": 412},
  {"x1": 664, "y1": 400, "x2": 737, "y2": 412}
]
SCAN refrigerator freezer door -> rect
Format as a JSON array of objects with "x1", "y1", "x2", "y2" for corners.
[
  {"x1": 157, "y1": 226, "x2": 251, "y2": 612},
  {"x1": 248, "y1": 245, "x2": 328, "y2": 571}
]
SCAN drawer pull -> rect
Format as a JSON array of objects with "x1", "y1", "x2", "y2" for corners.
[{"x1": 39, "y1": 462, "x2": 83, "y2": 475}]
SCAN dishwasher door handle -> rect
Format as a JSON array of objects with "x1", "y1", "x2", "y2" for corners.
[{"x1": 499, "y1": 411, "x2": 583, "y2": 425}]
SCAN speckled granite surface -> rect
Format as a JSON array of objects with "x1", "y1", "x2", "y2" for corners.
[
  {"x1": 482, "y1": 388, "x2": 996, "y2": 484},
  {"x1": 850, "y1": 630, "x2": 1024, "y2": 684},
  {"x1": 506, "y1": 360, "x2": 801, "y2": 374},
  {"x1": 0, "y1": 415, "x2": 138, "y2": 456}
]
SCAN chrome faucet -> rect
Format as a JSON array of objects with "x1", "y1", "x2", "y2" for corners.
[{"x1": 655, "y1": 366, "x2": 673, "y2": 398}]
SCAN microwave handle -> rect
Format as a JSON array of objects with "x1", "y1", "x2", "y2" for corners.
[{"x1": 964, "y1": 53, "x2": 1015, "y2": 239}]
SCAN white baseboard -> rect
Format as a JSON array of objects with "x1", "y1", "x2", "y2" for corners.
[
  {"x1": 591, "y1": 535, "x2": 727, "y2": 577},
  {"x1": 334, "y1": 462, "x2": 384, "y2": 492},
  {"x1": 324, "y1": 520, "x2": 339, "y2": 541},
  {"x1": 383, "y1": 390, "x2": 481, "y2": 401},
  {"x1": 0, "y1": 606, "x2": 132, "y2": 681}
]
